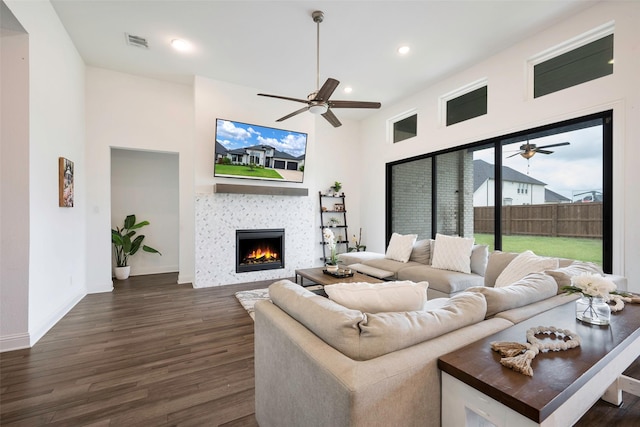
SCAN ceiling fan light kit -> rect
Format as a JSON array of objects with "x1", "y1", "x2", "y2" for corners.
[
  {"x1": 508, "y1": 141, "x2": 571, "y2": 159},
  {"x1": 257, "y1": 10, "x2": 381, "y2": 128}
]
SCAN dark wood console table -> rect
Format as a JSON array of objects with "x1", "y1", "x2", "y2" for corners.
[{"x1": 438, "y1": 300, "x2": 640, "y2": 426}]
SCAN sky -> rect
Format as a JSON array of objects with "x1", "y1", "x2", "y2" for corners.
[
  {"x1": 474, "y1": 125, "x2": 603, "y2": 200},
  {"x1": 215, "y1": 119, "x2": 307, "y2": 158}
]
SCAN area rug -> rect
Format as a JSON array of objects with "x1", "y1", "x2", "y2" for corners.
[{"x1": 235, "y1": 288, "x2": 270, "y2": 320}]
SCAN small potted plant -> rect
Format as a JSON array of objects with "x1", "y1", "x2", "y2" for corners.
[
  {"x1": 112, "y1": 214, "x2": 161, "y2": 280},
  {"x1": 329, "y1": 181, "x2": 342, "y2": 196}
]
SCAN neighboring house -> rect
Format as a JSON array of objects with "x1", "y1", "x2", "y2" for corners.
[
  {"x1": 214, "y1": 141, "x2": 228, "y2": 164},
  {"x1": 474, "y1": 159, "x2": 553, "y2": 206},
  {"x1": 217, "y1": 143, "x2": 304, "y2": 171},
  {"x1": 545, "y1": 188, "x2": 572, "y2": 204}
]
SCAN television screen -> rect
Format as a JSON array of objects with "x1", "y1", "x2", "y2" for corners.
[{"x1": 214, "y1": 118, "x2": 307, "y2": 183}]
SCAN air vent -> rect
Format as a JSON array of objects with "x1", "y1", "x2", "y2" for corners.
[{"x1": 125, "y1": 33, "x2": 149, "y2": 49}]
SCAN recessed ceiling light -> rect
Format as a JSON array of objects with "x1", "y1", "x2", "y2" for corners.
[
  {"x1": 171, "y1": 38, "x2": 191, "y2": 52},
  {"x1": 398, "y1": 45, "x2": 410, "y2": 55},
  {"x1": 343, "y1": 87, "x2": 353, "y2": 93}
]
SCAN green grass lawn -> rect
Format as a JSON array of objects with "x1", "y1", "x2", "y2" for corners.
[
  {"x1": 474, "y1": 233, "x2": 603, "y2": 265},
  {"x1": 215, "y1": 164, "x2": 284, "y2": 179}
]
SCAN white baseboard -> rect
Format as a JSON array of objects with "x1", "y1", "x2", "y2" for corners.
[{"x1": 0, "y1": 332, "x2": 31, "y2": 352}]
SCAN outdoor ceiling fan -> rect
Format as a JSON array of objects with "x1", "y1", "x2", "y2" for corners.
[
  {"x1": 257, "y1": 10, "x2": 381, "y2": 128},
  {"x1": 507, "y1": 141, "x2": 570, "y2": 159}
]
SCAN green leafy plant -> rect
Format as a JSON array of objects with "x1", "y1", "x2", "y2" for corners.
[
  {"x1": 331, "y1": 181, "x2": 342, "y2": 193},
  {"x1": 112, "y1": 214, "x2": 161, "y2": 267}
]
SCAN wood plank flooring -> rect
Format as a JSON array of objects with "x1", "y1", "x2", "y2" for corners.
[{"x1": 1, "y1": 273, "x2": 638, "y2": 426}]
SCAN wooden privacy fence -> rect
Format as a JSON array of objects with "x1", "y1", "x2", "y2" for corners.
[{"x1": 474, "y1": 203, "x2": 602, "y2": 238}]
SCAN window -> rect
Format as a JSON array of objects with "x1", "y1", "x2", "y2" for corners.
[
  {"x1": 530, "y1": 23, "x2": 614, "y2": 98},
  {"x1": 387, "y1": 111, "x2": 612, "y2": 271},
  {"x1": 446, "y1": 86, "x2": 488, "y2": 126},
  {"x1": 392, "y1": 113, "x2": 417, "y2": 143}
]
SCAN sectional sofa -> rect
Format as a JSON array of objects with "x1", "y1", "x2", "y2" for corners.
[{"x1": 253, "y1": 250, "x2": 627, "y2": 427}]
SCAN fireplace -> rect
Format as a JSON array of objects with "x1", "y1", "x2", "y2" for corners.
[{"x1": 236, "y1": 229, "x2": 285, "y2": 273}]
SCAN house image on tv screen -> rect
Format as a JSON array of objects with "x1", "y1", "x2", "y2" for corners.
[{"x1": 214, "y1": 119, "x2": 307, "y2": 183}]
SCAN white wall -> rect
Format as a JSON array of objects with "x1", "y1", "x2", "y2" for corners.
[
  {"x1": 111, "y1": 148, "x2": 179, "y2": 276},
  {"x1": 193, "y1": 76, "x2": 363, "y2": 285},
  {"x1": 85, "y1": 67, "x2": 195, "y2": 292},
  {"x1": 0, "y1": 8, "x2": 30, "y2": 351},
  {"x1": 3, "y1": 0, "x2": 87, "y2": 348},
  {"x1": 359, "y1": 1, "x2": 640, "y2": 291}
]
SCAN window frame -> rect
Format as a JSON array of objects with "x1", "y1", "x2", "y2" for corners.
[
  {"x1": 386, "y1": 110, "x2": 613, "y2": 272},
  {"x1": 527, "y1": 21, "x2": 615, "y2": 100}
]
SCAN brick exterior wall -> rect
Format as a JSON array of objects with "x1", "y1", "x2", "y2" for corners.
[{"x1": 391, "y1": 150, "x2": 474, "y2": 239}]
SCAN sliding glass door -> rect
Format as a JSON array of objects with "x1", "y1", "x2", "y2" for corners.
[{"x1": 386, "y1": 111, "x2": 612, "y2": 271}]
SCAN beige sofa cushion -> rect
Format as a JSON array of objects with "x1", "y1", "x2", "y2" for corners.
[
  {"x1": 357, "y1": 292, "x2": 487, "y2": 360},
  {"x1": 468, "y1": 272, "x2": 558, "y2": 318},
  {"x1": 495, "y1": 250, "x2": 559, "y2": 287},
  {"x1": 430, "y1": 234, "x2": 475, "y2": 274},
  {"x1": 361, "y1": 258, "x2": 423, "y2": 274},
  {"x1": 324, "y1": 281, "x2": 429, "y2": 313},
  {"x1": 397, "y1": 265, "x2": 484, "y2": 294},
  {"x1": 337, "y1": 251, "x2": 385, "y2": 266},
  {"x1": 268, "y1": 280, "x2": 365, "y2": 357},
  {"x1": 409, "y1": 239, "x2": 431, "y2": 264},
  {"x1": 484, "y1": 251, "x2": 518, "y2": 287},
  {"x1": 545, "y1": 261, "x2": 605, "y2": 292}
]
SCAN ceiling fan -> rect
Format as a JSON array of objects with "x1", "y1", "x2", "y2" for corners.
[
  {"x1": 257, "y1": 10, "x2": 381, "y2": 128},
  {"x1": 507, "y1": 141, "x2": 570, "y2": 159}
]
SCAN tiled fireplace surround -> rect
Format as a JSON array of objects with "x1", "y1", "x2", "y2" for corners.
[{"x1": 195, "y1": 193, "x2": 315, "y2": 287}]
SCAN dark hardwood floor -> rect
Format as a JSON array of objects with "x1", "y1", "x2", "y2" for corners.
[{"x1": 1, "y1": 273, "x2": 638, "y2": 426}]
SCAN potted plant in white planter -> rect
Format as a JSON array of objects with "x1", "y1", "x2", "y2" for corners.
[{"x1": 112, "y1": 214, "x2": 161, "y2": 280}]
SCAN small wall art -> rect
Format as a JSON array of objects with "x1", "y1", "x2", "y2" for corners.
[{"x1": 58, "y1": 157, "x2": 74, "y2": 207}]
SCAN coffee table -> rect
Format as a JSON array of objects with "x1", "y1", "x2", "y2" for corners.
[
  {"x1": 438, "y1": 299, "x2": 640, "y2": 426},
  {"x1": 295, "y1": 267, "x2": 384, "y2": 287}
]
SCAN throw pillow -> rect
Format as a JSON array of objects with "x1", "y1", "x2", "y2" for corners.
[
  {"x1": 546, "y1": 261, "x2": 605, "y2": 293},
  {"x1": 324, "y1": 281, "x2": 429, "y2": 313},
  {"x1": 470, "y1": 244, "x2": 489, "y2": 276},
  {"x1": 385, "y1": 232, "x2": 418, "y2": 263},
  {"x1": 430, "y1": 233, "x2": 474, "y2": 274},
  {"x1": 409, "y1": 239, "x2": 431, "y2": 264},
  {"x1": 494, "y1": 250, "x2": 559, "y2": 288}
]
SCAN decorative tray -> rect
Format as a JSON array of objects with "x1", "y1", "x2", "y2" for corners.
[{"x1": 322, "y1": 269, "x2": 354, "y2": 278}]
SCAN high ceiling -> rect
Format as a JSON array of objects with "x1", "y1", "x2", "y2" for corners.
[{"x1": 50, "y1": 0, "x2": 600, "y2": 120}]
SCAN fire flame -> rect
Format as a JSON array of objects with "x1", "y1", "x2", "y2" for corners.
[{"x1": 246, "y1": 246, "x2": 278, "y2": 261}]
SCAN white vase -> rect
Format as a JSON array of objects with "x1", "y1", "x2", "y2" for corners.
[
  {"x1": 576, "y1": 296, "x2": 611, "y2": 325},
  {"x1": 114, "y1": 266, "x2": 131, "y2": 280},
  {"x1": 325, "y1": 264, "x2": 339, "y2": 273}
]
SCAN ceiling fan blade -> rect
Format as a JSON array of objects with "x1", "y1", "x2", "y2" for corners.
[
  {"x1": 322, "y1": 108, "x2": 342, "y2": 127},
  {"x1": 258, "y1": 93, "x2": 310, "y2": 104},
  {"x1": 276, "y1": 106, "x2": 310, "y2": 122},
  {"x1": 537, "y1": 142, "x2": 570, "y2": 149},
  {"x1": 314, "y1": 78, "x2": 340, "y2": 102},
  {"x1": 536, "y1": 149, "x2": 554, "y2": 155},
  {"x1": 507, "y1": 151, "x2": 524, "y2": 158},
  {"x1": 329, "y1": 100, "x2": 382, "y2": 109}
]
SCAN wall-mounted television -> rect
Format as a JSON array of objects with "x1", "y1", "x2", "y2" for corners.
[{"x1": 214, "y1": 118, "x2": 307, "y2": 183}]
